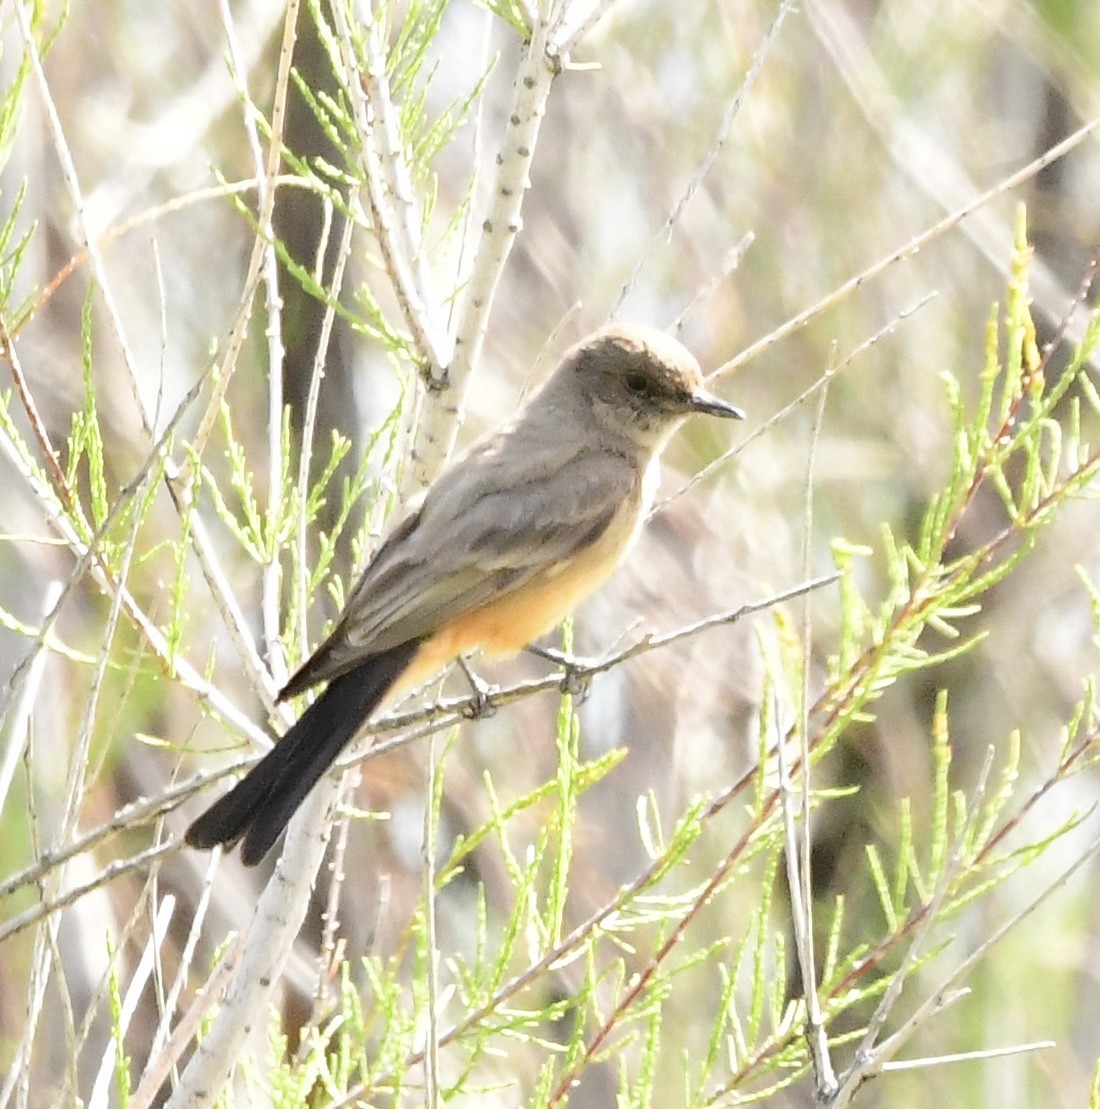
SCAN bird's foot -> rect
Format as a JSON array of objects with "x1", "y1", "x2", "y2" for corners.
[
  {"x1": 526, "y1": 644, "x2": 594, "y2": 701},
  {"x1": 457, "y1": 657, "x2": 498, "y2": 719}
]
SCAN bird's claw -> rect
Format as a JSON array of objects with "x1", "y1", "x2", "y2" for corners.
[
  {"x1": 458, "y1": 657, "x2": 497, "y2": 719},
  {"x1": 527, "y1": 644, "x2": 595, "y2": 701},
  {"x1": 558, "y1": 666, "x2": 592, "y2": 701}
]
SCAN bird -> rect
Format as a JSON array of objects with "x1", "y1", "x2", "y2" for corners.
[{"x1": 184, "y1": 323, "x2": 744, "y2": 865}]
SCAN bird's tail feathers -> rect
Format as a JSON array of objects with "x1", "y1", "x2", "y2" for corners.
[{"x1": 184, "y1": 640, "x2": 419, "y2": 866}]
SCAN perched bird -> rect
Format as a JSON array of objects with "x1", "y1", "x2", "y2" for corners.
[{"x1": 185, "y1": 324, "x2": 744, "y2": 865}]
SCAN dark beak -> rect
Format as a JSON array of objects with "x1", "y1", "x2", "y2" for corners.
[{"x1": 688, "y1": 388, "x2": 745, "y2": 420}]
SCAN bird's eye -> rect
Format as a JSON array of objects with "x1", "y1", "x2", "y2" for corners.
[{"x1": 625, "y1": 372, "x2": 649, "y2": 395}]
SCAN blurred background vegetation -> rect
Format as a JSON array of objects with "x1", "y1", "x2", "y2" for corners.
[{"x1": 1, "y1": 0, "x2": 1099, "y2": 1105}]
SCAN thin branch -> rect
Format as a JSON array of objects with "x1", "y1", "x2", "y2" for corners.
[
  {"x1": 709, "y1": 114, "x2": 1100, "y2": 382},
  {"x1": 880, "y1": 1040, "x2": 1055, "y2": 1072},
  {"x1": 0, "y1": 319, "x2": 74, "y2": 514},
  {"x1": 807, "y1": 0, "x2": 1099, "y2": 366},
  {"x1": 828, "y1": 747, "x2": 999, "y2": 1105},
  {"x1": 553, "y1": 0, "x2": 616, "y2": 54},
  {"x1": 146, "y1": 858, "x2": 220, "y2": 1078},
  {"x1": 88, "y1": 897, "x2": 176, "y2": 1109},
  {"x1": 372, "y1": 573, "x2": 841, "y2": 742},
  {"x1": 12, "y1": 2, "x2": 153, "y2": 441},
  {"x1": 295, "y1": 209, "x2": 356, "y2": 667},
  {"x1": 329, "y1": 0, "x2": 448, "y2": 369},
  {"x1": 610, "y1": 0, "x2": 794, "y2": 319},
  {"x1": 0, "y1": 584, "x2": 60, "y2": 1109},
  {"x1": 0, "y1": 842, "x2": 176, "y2": 948},
  {"x1": 0, "y1": 582, "x2": 57, "y2": 825},
  {"x1": 669, "y1": 291, "x2": 936, "y2": 512},
  {"x1": 217, "y1": 0, "x2": 297, "y2": 668},
  {"x1": 172, "y1": 6, "x2": 299, "y2": 491},
  {"x1": 423, "y1": 733, "x2": 441, "y2": 1109},
  {"x1": 21, "y1": 175, "x2": 315, "y2": 338},
  {"x1": 167, "y1": 485, "x2": 285, "y2": 719},
  {"x1": 785, "y1": 381, "x2": 835, "y2": 1100},
  {"x1": 132, "y1": 937, "x2": 240, "y2": 1109},
  {"x1": 672, "y1": 233, "x2": 755, "y2": 333}
]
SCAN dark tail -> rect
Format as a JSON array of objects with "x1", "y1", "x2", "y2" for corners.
[{"x1": 184, "y1": 640, "x2": 420, "y2": 866}]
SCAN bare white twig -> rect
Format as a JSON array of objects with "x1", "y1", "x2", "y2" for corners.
[
  {"x1": 363, "y1": 2, "x2": 449, "y2": 364},
  {"x1": 772, "y1": 383, "x2": 835, "y2": 1102},
  {"x1": 313, "y1": 768, "x2": 351, "y2": 1022},
  {"x1": 416, "y1": 13, "x2": 560, "y2": 487},
  {"x1": 133, "y1": 936, "x2": 239, "y2": 1108},
  {"x1": 880, "y1": 1040, "x2": 1055, "y2": 1072},
  {"x1": 146, "y1": 858, "x2": 219, "y2": 1071}
]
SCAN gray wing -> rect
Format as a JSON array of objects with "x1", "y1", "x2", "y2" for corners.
[{"x1": 286, "y1": 441, "x2": 637, "y2": 690}]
